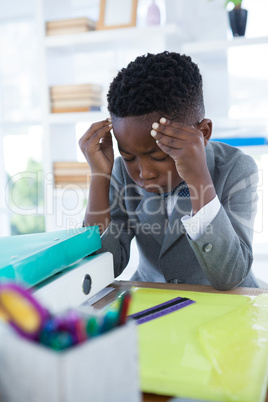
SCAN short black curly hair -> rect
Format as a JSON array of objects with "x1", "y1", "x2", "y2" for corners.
[{"x1": 107, "y1": 51, "x2": 205, "y2": 125}]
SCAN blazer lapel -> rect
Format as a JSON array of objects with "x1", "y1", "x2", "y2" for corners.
[
  {"x1": 160, "y1": 196, "x2": 192, "y2": 255},
  {"x1": 135, "y1": 191, "x2": 167, "y2": 246}
]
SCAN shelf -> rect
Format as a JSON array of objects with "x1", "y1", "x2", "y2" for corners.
[
  {"x1": 44, "y1": 23, "x2": 268, "y2": 56},
  {"x1": 182, "y1": 35, "x2": 268, "y2": 55},
  {"x1": 0, "y1": 119, "x2": 41, "y2": 128},
  {"x1": 45, "y1": 24, "x2": 184, "y2": 53},
  {"x1": 48, "y1": 111, "x2": 106, "y2": 124}
]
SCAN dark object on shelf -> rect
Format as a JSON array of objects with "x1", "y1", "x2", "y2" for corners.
[{"x1": 228, "y1": 7, "x2": 248, "y2": 36}]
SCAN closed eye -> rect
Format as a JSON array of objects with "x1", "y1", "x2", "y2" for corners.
[
  {"x1": 122, "y1": 155, "x2": 169, "y2": 162},
  {"x1": 151, "y1": 155, "x2": 169, "y2": 161},
  {"x1": 122, "y1": 156, "x2": 135, "y2": 162}
]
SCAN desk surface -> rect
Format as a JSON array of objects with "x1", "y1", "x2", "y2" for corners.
[
  {"x1": 93, "y1": 280, "x2": 268, "y2": 310},
  {"x1": 93, "y1": 281, "x2": 268, "y2": 402}
]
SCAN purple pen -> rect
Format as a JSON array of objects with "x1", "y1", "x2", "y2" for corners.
[{"x1": 64, "y1": 310, "x2": 87, "y2": 345}]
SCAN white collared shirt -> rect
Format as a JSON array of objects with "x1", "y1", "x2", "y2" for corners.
[{"x1": 167, "y1": 195, "x2": 221, "y2": 241}]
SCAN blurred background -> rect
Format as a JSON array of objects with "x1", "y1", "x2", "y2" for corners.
[{"x1": 0, "y1": 0, "x2": 267, "y2": 283}]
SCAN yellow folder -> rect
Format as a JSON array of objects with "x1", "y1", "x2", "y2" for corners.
[{"x1": 129, "y1": 288, "x2": 268, "y2": 402}]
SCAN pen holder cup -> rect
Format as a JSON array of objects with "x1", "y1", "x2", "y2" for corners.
[{"x1": 0, "y1": 322, "x2": 140, "y2": 402}]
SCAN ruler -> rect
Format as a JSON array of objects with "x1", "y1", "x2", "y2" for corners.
[{"x1": 129, "y1": 296, "x2": 196, "y2": 325}]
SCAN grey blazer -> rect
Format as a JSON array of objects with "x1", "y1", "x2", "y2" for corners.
[{"x1": 99, "y1": 141, "x2": 259, "y2": 290}]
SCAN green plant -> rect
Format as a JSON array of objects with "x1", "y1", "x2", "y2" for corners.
[
  {"x1": 225, "y1": 0, "x2": 242, "y2": 8},
  {"x1": 8, "y1": 158, "x2": 45, "y2": 235},
  {"x1": 210, "y1": 0, "x2": 243, "y2": 8}
]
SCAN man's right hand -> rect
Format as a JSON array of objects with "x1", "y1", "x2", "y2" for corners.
[{"x1": 79, "y1": 119, "x2": 114, "y2": 176}]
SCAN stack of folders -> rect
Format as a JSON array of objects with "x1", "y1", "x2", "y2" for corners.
[
  {"x1": 53, "y1": 161, "x2": 91, "y2": 188},
  {"x1": 46, "y1": 17, "x2": 96, "y2": 36},
  {"x1": 0, "y1": 227, "x2": 101, "y2": 288},
  {"x1": 50, "y1": 83, "x2": 103, "y2": 113}
]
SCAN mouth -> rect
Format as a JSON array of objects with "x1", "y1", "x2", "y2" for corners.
[
  {"x1": 139, "y1": 182, "x2": 166, "y2": 193},
  {"x1": 138, "y1": 179, "x2": 181, "y2": 195}
]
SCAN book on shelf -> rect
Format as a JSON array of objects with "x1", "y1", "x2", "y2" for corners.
[
  {"x1": 46, "y1": 17, "x2": 96, "y2": 29},
  {"x1": 46, "y1": 17, "x2": 96, "y2": 36},
  {"x1": 50, "y1": 92, "x2": 102, "y2": 101},
  {"x1": 51, "y1": 98, "x2": 102, "y2": 108},
  {"x1": 53, "y1": 162, "x2": 91, "y2": 188},
  {"x1": 50, "y1": 83, "x2": 102, "y2": 95},
  {"x1": 54, "y1": 183, "x2": 89, "y2": 189},
  {"x1": 49, "y1": 83, "x2": 103, "y2": 113},
  {"x1": 46, "y1": 26, "x2": 91, "y2": 36},
  {"x1": 54, "y1": 162, "x2": 91, "y2": 174},
  {"x1": 55, "y1": 176, "x2": 90, "y2": 183},
  {"x1": 51, "y1": 106, "x2": 101, "y2": 113}
]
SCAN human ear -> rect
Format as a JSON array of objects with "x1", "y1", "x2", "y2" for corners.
[{"x1": 196, "y1": 119, "x2": 212, "y2": 146}]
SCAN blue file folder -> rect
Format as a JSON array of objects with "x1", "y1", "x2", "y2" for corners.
[{"x1": 0, "y1": 226, "x2": 101, "y2": 287}]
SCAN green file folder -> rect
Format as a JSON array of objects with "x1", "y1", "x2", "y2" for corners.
[{"x1": 0, "y1": 226, "x2": 101, "y2": 287}]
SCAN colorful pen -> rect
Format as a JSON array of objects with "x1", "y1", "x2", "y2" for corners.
[{"x1": 118, "y1": 291, "x2": 132, "y2": 326}]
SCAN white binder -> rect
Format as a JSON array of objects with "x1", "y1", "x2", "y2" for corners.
[{"x1": 34, "y1": 252, "x2": 114, "y2": 313}]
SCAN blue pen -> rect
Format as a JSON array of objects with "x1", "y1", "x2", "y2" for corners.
[{"x1": 101, "y1": 309, "x2": 119, "y2": 333}]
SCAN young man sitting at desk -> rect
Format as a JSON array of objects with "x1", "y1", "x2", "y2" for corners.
[{"x1": 79, "y1": 51, "x2": 259, "y2": 291}]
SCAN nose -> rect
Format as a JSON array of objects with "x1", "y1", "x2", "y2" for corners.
[{"x1": 138, "y1": 159, "x2": 156, "y2": 180}]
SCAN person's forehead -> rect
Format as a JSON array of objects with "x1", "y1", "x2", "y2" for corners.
[
  {"x1": 112, "y1": 113, "x2": 162, "y2": 129},
  {"x1": 112, "y1": 115, "x2": 161, "y2": 154}
]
